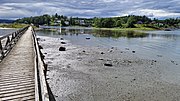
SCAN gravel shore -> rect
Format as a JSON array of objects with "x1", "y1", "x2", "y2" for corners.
[{"x1": 38, "y1": 36, "x2": 180, "y2": 101}]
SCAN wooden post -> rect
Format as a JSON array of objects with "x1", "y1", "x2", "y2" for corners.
[
  {"x1": 5, "y1": 36, "x2": 10, "y2": 47},
  {"x1": 0, "y1": 41, "x2": 4, "y2": 59},
  {"x1": 0, "y1": 25, "x2": 29, "y2": 61}
]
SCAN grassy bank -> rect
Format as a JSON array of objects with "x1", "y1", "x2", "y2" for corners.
[
  {"x1": 93, "y1": 24, "x2": 160, "y2": 31},
  {"x1": 0, "y1": 23, "x2": 28, "y2": 28}
]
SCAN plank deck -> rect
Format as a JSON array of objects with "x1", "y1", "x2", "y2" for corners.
[{"x1": 0, "y1": 27, "x2": 35, "y2": 101}]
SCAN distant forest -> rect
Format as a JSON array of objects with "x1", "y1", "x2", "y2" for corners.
[
  {"x1": 15, "y1": 13, "x2": 180, "y2": 28},
  {"x1": 0, "y1": 19, "x2": 14, "y2": 23}
]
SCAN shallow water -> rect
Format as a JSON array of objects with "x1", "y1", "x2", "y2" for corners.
[
  {"x1": 0, "y1": 28, "x2": 17, "y2": 36},
  {"x1": 37, "y1": 28, "x2": 180, "y2": 85},
  {"x1": 37, "y1": 28, "x2": 180, "y2": 63}
]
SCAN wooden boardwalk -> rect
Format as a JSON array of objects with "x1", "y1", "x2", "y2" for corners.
[{"x1": 0, "y1": 27, "x2": 35, "y2": 100}]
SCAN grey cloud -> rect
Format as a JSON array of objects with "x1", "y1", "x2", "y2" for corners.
[{"x1": 0, "y1": 0, "x2": 179, "y2": 19}]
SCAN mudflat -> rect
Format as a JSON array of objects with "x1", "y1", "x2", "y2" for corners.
[{"x1": 38, "y1": 36, "x2": 180, "y2": 101}]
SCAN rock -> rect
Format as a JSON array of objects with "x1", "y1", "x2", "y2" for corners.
[
  {"x1": 41, "y1": 54, "x2": 45, "y2": 59},
  {"x1": 164, "y1": 28, "x2": 171, "y2": 31},
  {"x1": 109, "y1": 50, "x2": 113, "y2": 52},
  {"x1": 86, "y1": 37, "x2": 90, "y2": 40},
  {"x1": 151, "y1": 63, "x2": 153, "y2": 65},
  {"x1": 60, "y1": 38, "x2": 64, "y2": 40},
  {"x1": 39, "y1": 45, "x2": 43, "y2": 49},
  {"x1": 37, "y1": 38, "x2": 40, "y2": 41},
  {"x1": 171, "y1": 60, "x2": 175, "y2": 63},
  {"x1": 67, "y1": 65, "x2": 71, "y2": 68},
  {"x1": 104, "y1": 63, "x2": 113, "y2": 67},
  {"x1": 44, "y1": 53, "x2": 47, "y2": 54},
  {"x1": 132, "y1": 51, "x2": 135, "y2": 53},
  {"x1": 59, "y1": 47, "x2": 66, "y2": 51},
  {"x1": 101, "y1": 52, "x2": 104, "y2": 54},
  {"x1": 61, "y1": 42, "x2": 66, "y2": 44},
  {"x1": 125, "y1": 48, "x2": 129, "y2": 50},
  {"x1": 37, "y1": 38, "x2": 45, "y2": 41},
  {"x1": 171, "y1": 60, "x2": 178, "y2": 65},
  {"x1": 157, "y1": 55, "x2": 162, "y2": 57},
  {"x1": 82, "y1": 50, "x2": 86, "y2": 52}
]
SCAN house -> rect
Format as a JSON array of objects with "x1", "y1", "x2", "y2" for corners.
[{"x1": 137, "y1": 21, "x2": 143, "y2": 24}]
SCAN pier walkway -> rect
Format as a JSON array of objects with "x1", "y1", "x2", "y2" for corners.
[{"x1": 0, "y1": 26, "x2": 49, "y2": 101}]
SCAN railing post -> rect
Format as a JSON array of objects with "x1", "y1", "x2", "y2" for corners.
[
  {"x1": 32, "y1": 26, "x2": 50, "y2": 101},
  {"x1": 0, "y1": 26, "x2": 29, "y2": 61},
  {"x1": 0, "y1": 41, "x2": 4, "y2": 59}
]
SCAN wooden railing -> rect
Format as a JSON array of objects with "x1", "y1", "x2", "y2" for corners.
[
  {"x1": 0, "y1": 26, "x2": 50, "y2": 100},
  {"x1": 0, "y1": 26, "x2": 29, "y2": 61},
  {"x1": 32, "y1": 27, "x2": 50, "y2": 101}
]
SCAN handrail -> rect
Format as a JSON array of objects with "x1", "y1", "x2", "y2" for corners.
[
  {"x1": 0, "y1": 26, "x2": 29, "y2": 61},
  {"x1": 32, "y1": 26, "x2": 50, "y2": 101}
]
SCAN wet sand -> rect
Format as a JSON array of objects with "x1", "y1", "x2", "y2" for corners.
[{"x1": 38, "y1": 36, "x2": 180, "y2": 101}]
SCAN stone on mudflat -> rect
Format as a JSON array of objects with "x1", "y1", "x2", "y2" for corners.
[
  {"x1": 86, "y1": 37, "x2": 90, "y2": 40},
  {"x1": 61, "y1": 42, "x2": 66, "y2": 44},
  {"x1": 39, "y1": 45, "x2": 43, "y2": 49},
  {"x1": 59, "y1": 47, "x2": 66, "y2": 51},
  {"x1": 101, "y1": 52, "x2": 104, "y2": 54},
  {"x1": 37, "y1": 38, "x2": 40, "y2": 41},
  {"x1": 104, "y1": 63, "x2": 113, "y2": 67}
]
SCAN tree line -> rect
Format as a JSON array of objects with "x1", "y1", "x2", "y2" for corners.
[
  {"x1": 15, "y1": 13, "x2": 93, "y2": 27},
  {"x1": 15, "y1": 14, "x2": 180, "y2": 28}
]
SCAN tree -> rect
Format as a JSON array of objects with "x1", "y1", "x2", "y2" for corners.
[
  {"x1": 55, "y1": 13, "x2": 58, "y2": 18},
  {"x1": 101, "y1": 18, "x2": 115, "y2": 28},
  {"x1": 126, "y1": 16, "x2": 136, "y2": 28},
  {"x1": 93, "y1": 18, "x2": 102, "y2": 28},
  {"x1": 115, "y1": 20, "x2": 122, "y2": 27}
]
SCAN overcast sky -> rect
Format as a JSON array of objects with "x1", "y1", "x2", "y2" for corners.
[{"x1": 0, "y1": 0, "x2": 180, "y2": 19}]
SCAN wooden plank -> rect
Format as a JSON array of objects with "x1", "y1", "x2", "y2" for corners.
[
  {"x1": 0, "y1": 92, "x2": 35, "y2": 101},
  {"x1": 0, "y1": 84, "x2": 35, "y2": 92},
  {"x1": 0, "y1": 26, "x2": 35, "y2": 100},
  {"x1": 32, "y1": 27, "x2": 50, "y2": 101},
  {"x1": 0, "y1": 86, "x2": 34, "y2": 96}
]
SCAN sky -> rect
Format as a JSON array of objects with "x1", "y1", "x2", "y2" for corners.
[{"x1": 0, "y1": 0, "x2": 180, "y2": 19}]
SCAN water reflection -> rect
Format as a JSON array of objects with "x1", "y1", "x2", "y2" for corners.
[
  {"x1": 92, "y1": 30, "x2": 147, "y2": 38},
  {"x1": 37, "y1": 28, "x2": 180, "y2": 63},
  {"x1": 37, "y1": 28, "x2": 148, "y2": 38},
  {"x1": 0, "y1": 29, "x2": 17, "y2": 36}
]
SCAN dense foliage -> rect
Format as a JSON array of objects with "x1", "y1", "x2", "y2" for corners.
[
  {"x1": 15, "y1": 14, "x2": 180, "y2": 29},
  {"x1": 16, "y1": 13, "x2": 93, "y2": 27}
]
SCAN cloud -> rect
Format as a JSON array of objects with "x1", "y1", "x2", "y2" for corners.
[{"x1": 0, "y1": 0, "x2": 179, "y2": 19}]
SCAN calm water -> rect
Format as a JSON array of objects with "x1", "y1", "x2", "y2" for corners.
[
  {"x1": 0, "y1": 28, "x2": 17, "y2": 36},
  {"x1": 36, "y1": 28, "x2": 180, "y2": 63}
]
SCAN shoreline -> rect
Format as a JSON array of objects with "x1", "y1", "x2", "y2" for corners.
[
  {"x1": 0, "y1": 27, "x2": 16, "y2": 29},
  {"x1": 92, "y1": 27, "x2": 159, "y2": 31},
  {"x1": 38, "y1": 35, "x2": 180, "y2": 101}
]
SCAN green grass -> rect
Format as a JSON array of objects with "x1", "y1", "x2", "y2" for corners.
[
  {"x1": 93, "y1": 24, "x2": 160, "y2": 31},
  {"x1": 0, "y1": 23, "x2": 28, "y2": 28}
]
